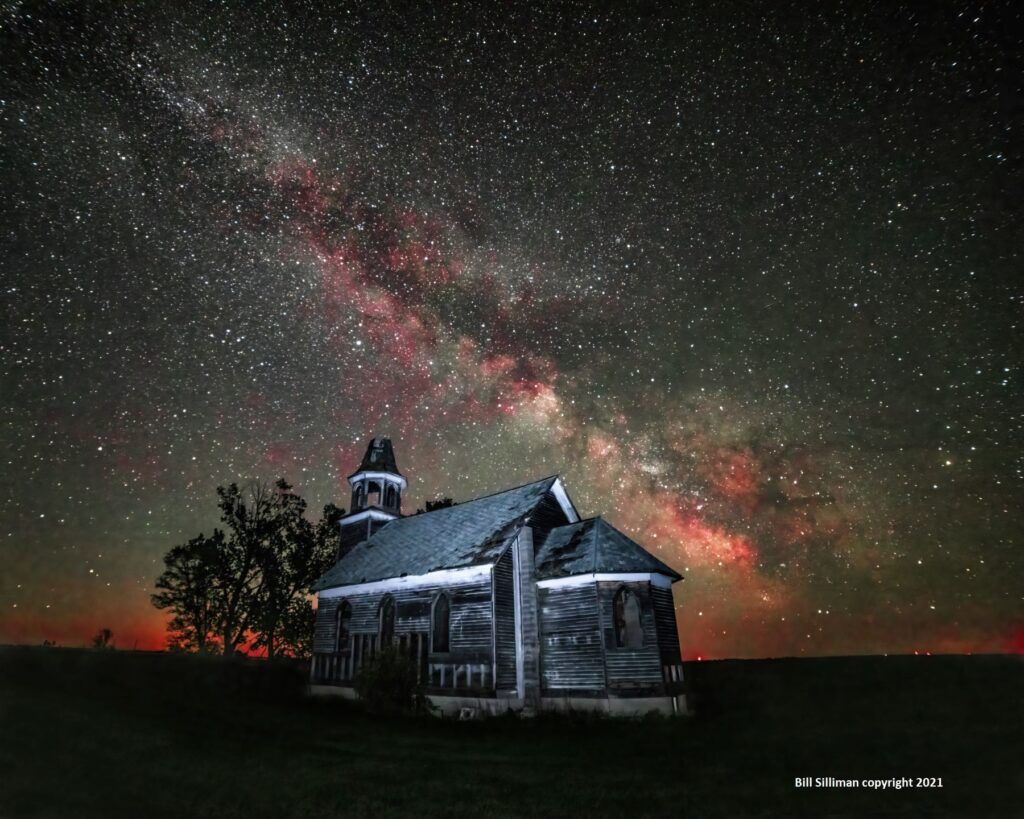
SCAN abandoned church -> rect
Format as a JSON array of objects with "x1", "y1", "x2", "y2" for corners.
[{"x1": 310, "y1": 437, "x2": 687, "y2": 716}]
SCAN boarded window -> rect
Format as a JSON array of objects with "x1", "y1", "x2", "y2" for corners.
[
  {"x1": 336, "y1": 600, "x2": 352, "y2": 651},
  {"x1": 432, "y1": 593, "x2": 450, "y2": 653},
  {"x1": 379, "y1": 596, "x2": 396, "y2": 647},
  {"x1": 613, "y1": 587, "x2": 643, "y2": 649}
]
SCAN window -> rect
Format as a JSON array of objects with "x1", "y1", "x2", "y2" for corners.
[
  {"x1": 432, "y1": 593, "x2": 450, "y2": 653},
  {"x1": 384, "y1": 484, "x2": 396, "y2": 508},
  {"x1": 613, "y1": 587, "x2": 643, "y2": 649},
  {"x1": 335, "y1": 600, "x2": 352, "y2": 652},
  {"x1": 379, "y1": 595, "x2": 395, "y2": 647},
  {"x1": 366, "y1": 480, "x2": 381, "y2": 508}
]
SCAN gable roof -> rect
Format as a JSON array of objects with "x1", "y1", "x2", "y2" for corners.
[
  {"x1": 534, "y1": 517, "x2": 683, "y2": 582},
  {"x1": 312, "y1": 477, "x2": 558, "y2": 591}
]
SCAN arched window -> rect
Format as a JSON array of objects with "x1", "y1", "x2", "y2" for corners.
[
  {"x1": 384, "y1": 484, "x2": 396, "y2": 509},
  {"x1": 613, "y1": 587, "x2": 643, "y2": 649},
  {"x1": 335, "y1": 600, "x2": 352, "y2": 652},
  {"x1": 432, "y1": 593, "x2": 450, "y2": 653},
  {"x1": 366, "y1": 480, "x2": 381, "y2": 508},
  {"x1": 379, "y1": 595, "x2": 395, "y2": 647}
]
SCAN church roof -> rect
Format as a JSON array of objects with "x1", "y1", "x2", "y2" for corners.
[
  {"x1": 351, "y1": 437, "x2": 402, "y2": 476},
  {"x1": 535, "y1": 517, "x2": 682, "y2": 582},
  {"x1": 312, "y1": 477, "x2": 558, "y2": 591}
]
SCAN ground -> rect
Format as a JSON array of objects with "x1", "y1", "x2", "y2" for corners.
[{"x1": 1, "y1": 647, "x2": 1020, "y2": 818}]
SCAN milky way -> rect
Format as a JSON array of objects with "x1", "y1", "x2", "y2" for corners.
[{"x1": 2, "y1": 2, "x2": 1021, "y2": 657}]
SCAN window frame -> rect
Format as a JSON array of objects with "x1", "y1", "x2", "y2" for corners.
[
  {"x1": 335, "y1": 599, "x2": 352, "y2": 653},
  {"x1": 430, "y1": 592, "x2": 451, "y2": 654},
  {"x1": 612, "y1": 585, "x2": 644, "y2": 649},
  {"x1": 378, "y1": 594, "x2": 396, "y2": 647}
]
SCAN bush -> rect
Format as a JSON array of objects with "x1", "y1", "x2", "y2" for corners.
[{"x1": 352, "y1": 646, "x2": 422, "y2": 714}]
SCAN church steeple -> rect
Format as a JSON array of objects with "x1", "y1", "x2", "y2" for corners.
[
  {"x1": 348, "y1": 437, "x2": 405, "y2": 514},
  {"x1": 336, "y1": 437, "x2": 406, "y2": 560}
]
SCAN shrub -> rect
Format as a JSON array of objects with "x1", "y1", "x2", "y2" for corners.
[{"x1": 352, "y1": 646, "x2": 422, "y2": 714}]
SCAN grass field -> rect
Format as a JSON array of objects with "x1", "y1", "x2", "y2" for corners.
[{"x1": 1, "y1": 647, "x2": 1021, "y2": 818}]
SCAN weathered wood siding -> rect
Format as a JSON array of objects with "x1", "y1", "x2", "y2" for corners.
[
  {"x1": 449, "y1": 579, "x2": 493, "y2": 652},
  {"x1": 312, "y1": 572, "x2": 495, "y2": 693},
  {"x1": 598, "y1": 580, "x2": 664, "y2": 692},
  {"x1": 538, "y1": 582, "x2": 606, "y2": 691},
  {"x1": 493, "y1": 547, "x2": 517, "y2": 692},
  {"x1": 651, "y1": 585, "x2": 685, "y2": 689},
  {"x1": 517, "y1": 527, "x2": 542, "y2": 708},
  {"x1": 651, "y1": 586, "x2": 680, "y2": 659}
]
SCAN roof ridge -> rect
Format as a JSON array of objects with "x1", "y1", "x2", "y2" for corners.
[{"x1": 409, "y1": 474, "x2": 558, "y2": 518}]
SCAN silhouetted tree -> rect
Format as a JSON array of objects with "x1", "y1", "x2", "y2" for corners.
[
  {"x1": 250, "y1": 490, "x2": 343, "y2": 659},
  {"x1": 211, "y1": 481, "x2": 280, "y2": 656},
  {"x1": 414, "y1": 497, "x2": 456, "y2": 514},
  {"x1": 152, "y1": 532, "x2": 224, "y2": 653},
  {"x1": 271, "y1": 502, "x2": 345, "y2": 659},
  {"x1": 92, "y1": 628, "x2": 113, "y2": 649},
  {"x1": 153, "y1": 482, "x2": 344, "y2": 658}
]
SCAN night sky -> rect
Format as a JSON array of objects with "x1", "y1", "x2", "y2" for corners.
[{"x1": 2, "y1": 2, "x2": 1021, "y2": 658}]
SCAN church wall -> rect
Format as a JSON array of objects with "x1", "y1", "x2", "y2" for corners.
[
  {"x1": 492, "y1": 547, "x2": 517, "y2": 692},
  {"x1": 516, "y1": 527, "x2": 542, "y2": 709},
  {"x1": 651, "y1": 584, "x2": 686, "y2": 692},
  {"x1": 312, "y1": 572, "x2": 496, "y2": 693},
  {"x1": 597, "y1": 580, "x2": 665, "y2": 692},
  {"x1": 448, "y1": 579, "x2": 493, "y2": 652},
  {"x1": 651, "y1": 585, "x2": 680, "y2": 659},
  {"x1": 537, "y1": 582, "x2": 606, "y2": 691}
]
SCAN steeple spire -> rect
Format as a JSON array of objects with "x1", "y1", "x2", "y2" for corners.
[
  {"x1": 355, "y1": 437, "x2": 402, "y2": 478},
  {"x1": 348, "y1": 437, "x2": 405, "y2": 514}
]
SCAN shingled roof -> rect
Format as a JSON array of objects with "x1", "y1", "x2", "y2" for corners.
[
  {"x1": 534, "y1": 517, "x2": 682, "y2": 582},
  {"x1": 352, "y1": 437, "x2": 402, "y2": 476},
  {"x1": 312, "y1": 477, "x2": 557, "y2": 590}
]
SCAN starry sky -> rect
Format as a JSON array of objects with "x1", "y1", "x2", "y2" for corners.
[{"x1": 2, "y1": 1, "x2": 1021, "y2": 657}]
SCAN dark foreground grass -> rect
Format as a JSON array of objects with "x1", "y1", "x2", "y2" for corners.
[{"x1": 1, "y1": 647, "x2": 1021, "y2": 818}]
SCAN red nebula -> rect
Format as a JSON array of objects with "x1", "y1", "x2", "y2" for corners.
[
  {"x1": 264, "y1": 442, "x2": 297, "y2": 473},
  {"x1": 640, "y1": 497, "x2": 757, "y2": 569},
  {"x1": 586, "y1": 431, "x2": 620, "y2": 462},
  {"x1": 703, "y1": 449, "x2": 762, "y2": 515}
]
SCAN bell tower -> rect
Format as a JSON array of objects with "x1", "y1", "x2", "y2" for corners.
[
  {"x1": 348, "y1": 437, "x2": 404, "y2": 515},
  {"x1": 337, "y1": 437, "x2": 406, "y2": 559}
]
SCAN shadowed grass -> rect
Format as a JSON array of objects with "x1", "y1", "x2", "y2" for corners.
[{"x1": 1, "y1": 647, "x2": 1020, "y2": 818}]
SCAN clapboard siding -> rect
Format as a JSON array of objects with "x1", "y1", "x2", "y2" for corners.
[
  {"x1": 651, "y1": 585, "x2": 681, "y2": 661},
  {"x1": 538, "y1": 583, "x2": 605, "y2": 690},
  {"x1": 597, "y1": 580, "x2": 664, "y2": 690},
  {"x1": 313, "y1": 599, "x2": 339, "y2": 654},
  {"x1": 493, "y1": 547, "x2": 517, "y2": 691},
  {"x1": 451, "y1": 598, "x2": 493, "y2": 650},
  {"x1": 313, "y1": 573, "x2": 494, "y2": 690}
]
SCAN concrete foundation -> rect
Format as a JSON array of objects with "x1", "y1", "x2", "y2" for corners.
[
  {"x1": 541, "y1": 693, "x2": 689, "y2": 717},
  {"x1": 309, "y1": 684, "x2": 688, "y2": 717}
]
